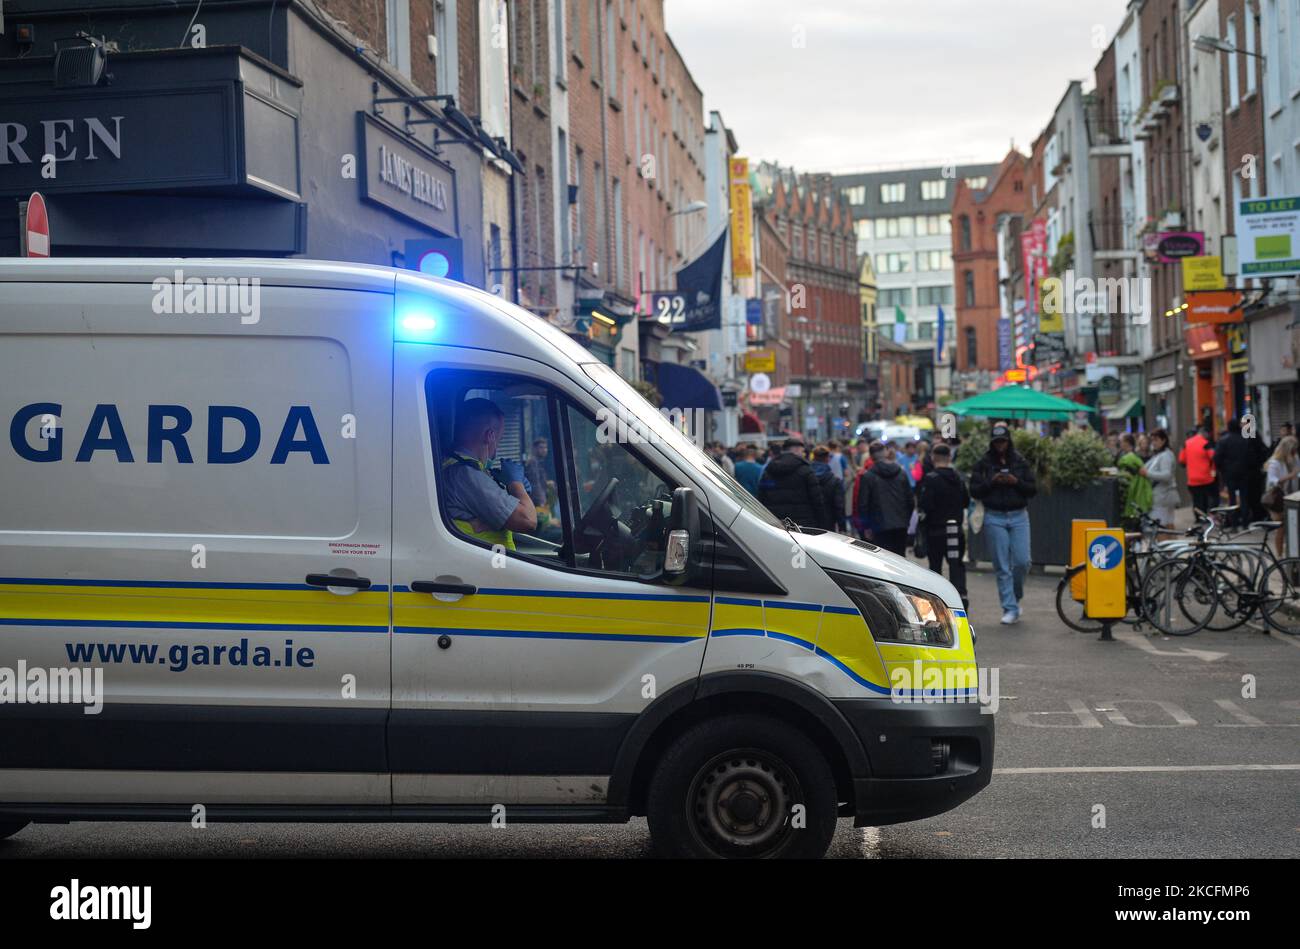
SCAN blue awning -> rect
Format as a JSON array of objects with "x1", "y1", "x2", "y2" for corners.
[{"x1": 653, "y1": 361, "x2": 723, "y2": 411}]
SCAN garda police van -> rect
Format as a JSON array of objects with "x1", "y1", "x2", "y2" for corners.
[{"x1": 0, "y1": 259, "x2": 991, "y2": 859}]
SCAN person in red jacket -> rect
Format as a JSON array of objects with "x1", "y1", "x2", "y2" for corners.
[{"x1": 1178, "y1": 425, "x2": 1218, "y2": 514}]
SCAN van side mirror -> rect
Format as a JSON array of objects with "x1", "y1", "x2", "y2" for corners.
[{"x1": 662, "y1": 486, "x2": 700, "y2": 585}]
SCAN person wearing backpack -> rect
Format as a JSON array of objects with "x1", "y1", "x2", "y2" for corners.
[
  {"x1": 916, "y1": 442, "x2": 970, "y2": 608},
  {"x1": 857, "y1": 442, "x2": 914, "y2": 555}
]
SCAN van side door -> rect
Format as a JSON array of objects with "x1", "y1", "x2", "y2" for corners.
[{"x1": 389, "y1": 348, "x2": 712, "y2": 806}]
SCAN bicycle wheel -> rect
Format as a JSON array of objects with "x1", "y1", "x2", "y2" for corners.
[
  {"x1": 1260, "y1": 557, "x2": 1300, "y2": 635},
  {"x1": 1139, "y1": 557, "x2": 1218, "y2": 636},
  {"x1": 1055, "y1": 564, "x2": 1101, "y2": 632},
  {"x1": 1201, "y1": 564, "x2": 1258, "y2": 632}
]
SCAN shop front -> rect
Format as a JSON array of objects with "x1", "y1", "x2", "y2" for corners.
[
  {"x1": 1247, "y1": 303, "x2": 1300, "y2": 440},
  {"x1": 1, "y1": 3, "x2": 491, "y2": 281}
]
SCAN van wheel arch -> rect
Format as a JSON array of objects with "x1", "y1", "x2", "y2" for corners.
[{"x1": 609, "y1": 672, "x2": 868, "y2": 818}]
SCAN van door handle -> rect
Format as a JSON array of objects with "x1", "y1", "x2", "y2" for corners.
[
  {"x1": 305, "y1": 574, "x2": 372, "y2": 590},
  {"x1": 411, "y1": 580, "x2": 478, "y2": 596}
]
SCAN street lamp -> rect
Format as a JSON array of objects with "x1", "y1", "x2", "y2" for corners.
[
  {"x1": 1193, "y1": 33, "x2": 1266, "y2": 60},
  {"x1": 671, "y1": 200, "x2": 708, "y2": 217}
]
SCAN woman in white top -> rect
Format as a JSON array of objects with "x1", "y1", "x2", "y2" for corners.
[
  {"x1": 1263, "y1": 435, "x2": 1300, "y2": 556},
  {"x1": 1142, "y1": 428, "x2": 1180, "y2": 528}
]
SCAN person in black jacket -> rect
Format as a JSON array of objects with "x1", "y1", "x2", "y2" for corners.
[
  {"x1": 916, "y1": 443, "x2": 970, "y2": 607},
  {"x1": 811, "y1": 445, "x2": 847, "y2": 533},
  {"x1": 858, "y1": 442, "x2": 914, "y2": 555},
  {"x1": 969, "y1": 423, "x2": 1037, "y2": 624},
  {"x1": 1214, "y1": 417, "x2": 1253, "y2": 527},
  {"x1": 757, "y1": 439, "x2": 829, "y2": 529}
]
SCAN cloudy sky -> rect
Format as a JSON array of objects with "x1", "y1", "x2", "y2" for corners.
[{"x1": 666, "y1": 0, "x2": 1132, "y2": 172}]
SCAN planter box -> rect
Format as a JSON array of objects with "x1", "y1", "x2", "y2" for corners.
[{"x1": 968, "y1": 478, "x2": 1123, "y2": 567}]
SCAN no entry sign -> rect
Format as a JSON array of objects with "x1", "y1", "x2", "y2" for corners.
[{"x1": 25, "y1": 192, "x2": 49, "y2": 257}]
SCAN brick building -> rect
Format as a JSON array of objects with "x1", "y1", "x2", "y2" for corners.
[
  {"x1": 951, "y1": 150, "x2": 1029, "y2": 380},
  {"x1": 757, "y1": 166, "x2": 864, "y2": 439}
]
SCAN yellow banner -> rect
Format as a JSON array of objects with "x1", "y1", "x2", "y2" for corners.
[
  {"x1": 730, "y1": 157, "x2": 754, "y2": 279},
  {"x1": 745, "y1": 350, "x2": 775, "y2": 373},
  {"x1": 1038, "y1": 277, "x2": 1064, "y2": 334},
  {"x1": 1182, "y1": 255, "x2": 1225, "y2": 291}
]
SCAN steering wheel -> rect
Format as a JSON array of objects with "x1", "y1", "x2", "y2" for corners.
[{"x1": 575, "y1": 476, "x2": 620, "y2": 542}]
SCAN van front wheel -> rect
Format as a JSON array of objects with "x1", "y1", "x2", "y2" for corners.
[
  {"x1": 646, "y1": 714, "x2": 837, "y2": 859},
  {"x1": 0, "y1": 821, "x2": 29, "y2": 841}
]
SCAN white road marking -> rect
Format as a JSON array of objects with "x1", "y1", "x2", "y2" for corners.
[
  {"x1": 995, "y1": 764, "x2": 1300, "y2": 775},
  {"x1": 859, "y1": 825, "x2": 882, "y2": 858},
  {"x1": 1113, "y1": 630, "x2": 1226, "y2": 662}
]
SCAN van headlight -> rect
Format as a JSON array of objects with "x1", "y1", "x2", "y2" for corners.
[{"x1": 827, "y1": 570, "x2": 954, "y2": 646}]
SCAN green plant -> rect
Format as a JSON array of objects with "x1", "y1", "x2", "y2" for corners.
[
  {"x1": 1050, "y1": 231, "x2": 1075, "y2": 277},
  {"x1": 954, "y1": 421, "x2": 989, "y2": 474},
  {"x1": 1012, "y1": 428, "x2": 1055, "y2": 489},
  {"x1": 1051, "y1": 428, "x2": 1112, "y2": 491}
]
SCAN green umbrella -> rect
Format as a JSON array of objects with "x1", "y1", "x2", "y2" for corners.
[{"x1": 944, "y1": 384, "x2": 1097, "y2": 421}]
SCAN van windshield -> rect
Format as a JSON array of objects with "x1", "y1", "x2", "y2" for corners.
[{"x1": 582, "y1": 363, "x2": 785, "y2": 530}]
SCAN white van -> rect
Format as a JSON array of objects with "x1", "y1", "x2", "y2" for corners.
[{"x1": 0, "y1": 259, "x2": 991, "y2": 859}]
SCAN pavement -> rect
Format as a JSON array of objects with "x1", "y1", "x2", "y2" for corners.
[{"x1": 3, "y1": 557, "x2": 1298, "y2": 859}]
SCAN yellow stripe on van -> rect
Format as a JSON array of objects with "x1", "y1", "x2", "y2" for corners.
[
  {"x1": 814, "y1": 607, "x2": 892, "y2": 693},
  {"x1": 0, "y1": 581, "x2": 389, "y2": 632},
  {"x1": 393, "y1": 588, "x2": 710, "y2": 641}
]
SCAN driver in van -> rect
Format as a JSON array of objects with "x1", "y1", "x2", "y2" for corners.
[{"x1": 442, "y1": 398, "x2": 537, "y2": 550}]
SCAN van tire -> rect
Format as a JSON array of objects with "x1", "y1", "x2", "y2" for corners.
[
  {"x1": 0, "y1": 821, "x2": 29, "y2": 841},
  {"x1": 646, "y1": 714, "x2": 837, "y2": 859}
]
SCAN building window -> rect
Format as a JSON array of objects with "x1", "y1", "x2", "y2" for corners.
[
  {"x1": 959, "y1": 214, "x2": 971, "y2": 251},
  {"x1": 918, "y1": 285, "x2": 953, "y2": 307},
  {"x1": 555, "y1": 0, "x2": 568, "y2": 81},
  {"x1": 920, "y1": 180, "x2": 946, "y2": 200},
  {"x1": 875, "y1": 253, "x2": 912, "y2": 274},
  {"x1": 917, "y1": 250, "x2": 952, "y2": 272},
  {"x1": 433, "y1": 0, "x2": 458, "y2": 96},
  {"x1": 385, "y1": 0, "x2": 412, "y2": 77},
  {"x1": 843, "y1": 185, "x2": 866, "y2": 204},
  {"x1": 558, "y1": 130, "x2": 571, "y2": 261},
  {"x1": 574, "y1": 148, "x2": 586, "y2": 260},
  {"x1": 964, "y1": 176, "x2": 988, "y2": 191},
  {"x1": 965, "y1": 327, "x2": 977, "y2": 368},
  {"x1": 963, "y1": 270, "x2": 976, "y2": 307},
  {"x1": 606, "y1": 2, "x2": 619, "y2": 99},
  {"x1": 613, "y1": 178, "x2": 625, "y2": 287},
  {"x1": 880, "y1": 182, "x2": 905, "y2": 203},
  {"x1": 1227, "y1": 14, "x2": 1240, "y2": 107}
]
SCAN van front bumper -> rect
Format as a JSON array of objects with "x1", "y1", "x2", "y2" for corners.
[{"x1": 832, "y1": 698, "x2": 994, "y2": 826}]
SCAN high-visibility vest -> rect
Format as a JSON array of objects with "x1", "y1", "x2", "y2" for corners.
[{"x1": 441, "y1": 451, "x2": 516, "y2": 551}]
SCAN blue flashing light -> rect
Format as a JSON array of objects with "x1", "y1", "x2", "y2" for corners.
[{"x1": 396, "y1": 311, "x2": 439, "y2": 343}]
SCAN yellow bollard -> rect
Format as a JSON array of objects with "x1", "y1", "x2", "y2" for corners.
[
  {"x1": 1084, "y1": 527, "x2": 1126, "y2": 640},
  {"x1": 1070, "y1": 519, "x2": 1107, "y2": 601}
]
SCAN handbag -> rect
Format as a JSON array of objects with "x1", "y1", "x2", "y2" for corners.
[{"x1": 1263, "y1": 483, "x2": 1284, "y2": 513}]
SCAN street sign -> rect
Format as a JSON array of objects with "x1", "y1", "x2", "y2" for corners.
[
  {"x1": 25, "y1": 192, "x2": 49, "y2": 257},
  {"x1": 744, "y1": 350, "x2": 776, "y2": 373},
  {"x1": 1182, "y1": 255, "x2": 1225, "y2": 291},
  {"x1": 749, "y1": 372, "x2": 771, "y2": 394},
  {"x1": 1239, "y1": 195, "x2": 1300, "y2": 277},
  {"x1": 1084, "y1": 527, "x2": 1125, "y2": 620},
  {"x1": 650, "y1": 291, "x2": 688, "y2": 324},
  {"x1": 1186, "y1": 290, "x2": 1243, "y2": 325}
]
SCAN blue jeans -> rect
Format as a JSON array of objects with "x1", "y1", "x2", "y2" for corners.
[{"x1": 984, "y1": 508, "x2": 1030, "y2": 612}]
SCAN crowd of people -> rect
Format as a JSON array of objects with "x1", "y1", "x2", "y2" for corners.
[
  {"x1": 1107, "y1": 420, "x2": 1300, "y2": 556},
  {"x1": 709, "y1": 414, "x2": 1300, "y2": 624}
]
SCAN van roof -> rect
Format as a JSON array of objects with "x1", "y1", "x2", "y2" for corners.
[{"x1": 0, "y1": 257, "x2": 399, "y2": 294}]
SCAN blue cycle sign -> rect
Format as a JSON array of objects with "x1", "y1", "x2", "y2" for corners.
[{"x1": 1089, "y1": 536, "x2": 1123, "y2": 570}]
